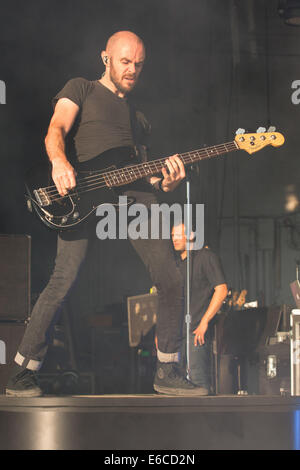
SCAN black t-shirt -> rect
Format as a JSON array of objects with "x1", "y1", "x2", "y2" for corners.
[
  {"x1": 179, "y1": 247, "x2": 226, "y2": 329},
  {"x1": 52, "y1": 77, "x2": 150, "y2": 163}
]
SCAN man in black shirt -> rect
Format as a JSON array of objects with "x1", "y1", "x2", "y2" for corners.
[
  {"x1": 172, "y1": 222, "x2": 228, "y2": 394},
  {"x1": 6, "y1": 31, "x2": 206, "y2": 397}
]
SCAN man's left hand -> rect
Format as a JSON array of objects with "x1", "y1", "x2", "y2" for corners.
[
  {"x1": 161, "y1": 154, "x2": 186, "y2": 192},
  {"x1": 193, "y1": 319, "x2": 209, "y2": 346}
]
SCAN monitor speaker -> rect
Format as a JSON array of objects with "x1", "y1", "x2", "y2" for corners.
[
  {"x1": 127, "y1": 292, "x2": 157, "y2": 347},
  {"x1": 0, "y1": 322, "x2": 27, "y2": 393},
  {"x1": 0, "y1": 234, "x2": 31, "y2": 321}
]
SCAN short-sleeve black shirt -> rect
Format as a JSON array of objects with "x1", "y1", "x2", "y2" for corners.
[
  {"x1": 52, "y1": 77, "x2": 150, "y2": 163},
  {"x1": 179, "y1": 247, "x2": 226, "y2": 329}
]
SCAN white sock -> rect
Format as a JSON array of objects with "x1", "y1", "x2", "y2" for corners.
[
  {"x1": 15, "y1": 352, "x2": 42, "y2": 371},
  {"x1": 157, "y1": 349, "x2": 179, "y2": 363}
]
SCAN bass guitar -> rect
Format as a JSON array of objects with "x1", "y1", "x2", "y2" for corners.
[{"x1": 25, "y1": 129, "x2": 285, "y2": 231}]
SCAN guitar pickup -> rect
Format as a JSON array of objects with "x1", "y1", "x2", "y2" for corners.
[{"x1": 34, "y1": 188, "x2": 51, "y2": 207}]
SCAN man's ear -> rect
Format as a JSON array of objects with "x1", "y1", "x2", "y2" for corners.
[{"x1": 101, "y1": 51, "x2": 109, "y2": 66}]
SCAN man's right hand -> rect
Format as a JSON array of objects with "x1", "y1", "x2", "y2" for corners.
[{"x1": 52, "y1": 158, "x2": 77, "y2": 197}]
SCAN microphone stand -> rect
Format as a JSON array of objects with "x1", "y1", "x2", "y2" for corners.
[{"x1": 184, "y1": 166, "x2": 195, "y2": 381}]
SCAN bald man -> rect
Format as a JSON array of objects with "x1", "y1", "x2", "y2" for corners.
[{"x1": 6, "y1": 31, "x2": 203, "y2": 397}]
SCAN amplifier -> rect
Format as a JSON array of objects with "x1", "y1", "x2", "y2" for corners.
[
  {"x1": 127, "y1": 292, "x2": 157, "y2": 347},
  {"x1": 0, "y1": 322, "x2": 27, "y2": 394},
  {"x1": 0, "y1": 234, "x2": 31, "y2": 321}
]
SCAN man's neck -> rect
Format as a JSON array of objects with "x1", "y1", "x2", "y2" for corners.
[{"x1": 99, "y1": 76, "x2": 126, "y2": 98}]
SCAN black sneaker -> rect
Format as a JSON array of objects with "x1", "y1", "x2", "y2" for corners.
[
  {"x1": 6, "y1": 367, "x2": 43, "y2": 398},
  {"x1": 153, "y1": 361, "x2": 209, "y2": 396}
]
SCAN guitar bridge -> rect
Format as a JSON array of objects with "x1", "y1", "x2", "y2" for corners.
[{"x1": 34, "y1": 188, "x2": 51, "y2": 207}]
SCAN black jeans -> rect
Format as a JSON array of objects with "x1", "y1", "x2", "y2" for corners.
[
  {"x1": 179, "y1": 327, "x2": 213, "y2": 389},
  {"x1": 16, "y1": 188, "x2": 184, "y2": 369}
]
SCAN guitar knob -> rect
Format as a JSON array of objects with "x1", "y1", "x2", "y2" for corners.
[
  {"x1": 61, "y1": 216, "x2": 68, "y2": 224},
  {"x1": 236, "y1": 128, "x2": 246, "y2": 135},
  {"x1": 256, "y1": 127, "x2": 266, "y2": 133},
  {"x1": 267, "y1": 126, "x2": 276, "y2": 132},
  {"x1": 73, "y1": 211, "x2": 80, "y2": 219}
]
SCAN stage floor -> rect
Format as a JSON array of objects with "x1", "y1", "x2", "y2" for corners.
[{"x1": 0, "y1": 394, "x2": 299, "y2": 450}]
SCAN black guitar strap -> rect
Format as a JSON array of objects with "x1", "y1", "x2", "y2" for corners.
[
  {"x1": 128, "y1": 101, "x2": 151, "y2": 163},
  {"x1": 128, "y1": 102, "x2": 138, "y2": 147}
]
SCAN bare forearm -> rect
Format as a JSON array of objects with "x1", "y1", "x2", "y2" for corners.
[
  {"x1": 193, "y1": 284, "x2": 227, "y2": 346},
  {"x1": 45, "y1": 126, "x2": 68, "y2": 164},
  {"x1": 202, "y1": 284, "x2": 228, "y2": 324},
  {"x1": 45, "y1": 125, "x2": 76, "y2": 196}
]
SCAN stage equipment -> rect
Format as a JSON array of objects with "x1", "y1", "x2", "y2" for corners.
[
  {"x1": 127, "y1": 292, "x2": 157, "y2": 347},
  {"x1": 257, "y1": 305, "x2": 291, "y2": 396},
  {"x1": 214, "y1": 306, "x2": 268, "y2": 395},
  {"x1": 0, "y1": 234, "x2": 31, "y2": 393},
  {"x1": 214, "y1": 304, "x2": 292, "y2": 395},
  {"x1": 290, "y1": 261, "x2": 300, "y2": 308},
  {"x1": 127, "y1": 292, "x2": 158, "y2": 393},
  {"x1": 0, "y1": 234, "x2": 31, "y2": 321},
  {"x1": 290, "y1": 309, "x2": 300, "y2": 396},
  {"x1": 0, "y1": 322, "x2": 27, "y2": 394},
  {"x1": 184, "y1": 168, "x2": 193, "y2": 380},
  {"x1": 278, "y1": 0, "x2": 300, "y2": 26}
]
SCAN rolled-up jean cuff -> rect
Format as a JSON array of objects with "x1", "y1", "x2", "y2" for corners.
[
  {"x1": 15, "y1": 352, "x2": 43, "y2": 371},
  {"x1": 157, "y1": 349, "x2": 179, "y2": 363}
]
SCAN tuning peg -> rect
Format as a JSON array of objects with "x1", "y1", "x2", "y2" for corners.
[
  {"x1": 267, "y1": 126, "x2": 276, "y2": 132},
  {"x1": 256, "y1": 127, "x2": 266, "y2": 133},
  {"x1": 235, "y1": 128, "x2": 245, "y2": 135}
]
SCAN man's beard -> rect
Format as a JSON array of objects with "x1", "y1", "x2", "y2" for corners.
[{"x1": 109, "y1": 63, "x2": 136, "y2": 95}]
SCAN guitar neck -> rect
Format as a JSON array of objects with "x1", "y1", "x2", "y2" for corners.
[{"x1": 105, "y1": 140, "x2": 239, "y2": 187}]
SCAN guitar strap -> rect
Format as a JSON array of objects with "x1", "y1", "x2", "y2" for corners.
[
  {"x1": 128, "y1": 101, "x2": 139, "y2": 151},
  {"x1": 128, "y1": 101, "x2": 151, "y2": 163}
]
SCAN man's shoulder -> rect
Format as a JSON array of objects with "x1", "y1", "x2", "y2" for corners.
[
  {"x1": 194, "y1": 245, "x2": 214, "y2": 256},
  {"x1": 63, "y1": 77, "x2": 95, "y2": 90},
  {"x1": 193, "y1": 246, "x2": 226, "y2": 284},
  {"x1": 53, "y1": 77, "x2": 96, "y2": 108},
  {"x1": 193, "y1": 246, "x2": 218, "y2": 264}
]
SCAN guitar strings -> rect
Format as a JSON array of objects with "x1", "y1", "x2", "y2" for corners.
[
  {"x1": 45, "y1": 142, "x2": 238, "y2": 203},
  {"x1": 43, "y1": 141, "x2": 237, "y2": 195},
  {"x1": 42, "y1": 142, "x2": 238, "y2": 203}
]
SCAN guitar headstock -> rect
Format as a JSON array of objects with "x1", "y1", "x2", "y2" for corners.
[{"x1": 235, "y1": 127, "x2": 285, "y2": 154}]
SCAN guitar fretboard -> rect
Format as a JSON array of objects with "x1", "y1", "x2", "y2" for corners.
[{"x1": 104, "y1": 141, "x2": 238, "y2": 187}]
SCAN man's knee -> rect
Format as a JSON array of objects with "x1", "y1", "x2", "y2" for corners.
[{"x1": 47, "y1": 250, "x2": 86, "y2": 296}]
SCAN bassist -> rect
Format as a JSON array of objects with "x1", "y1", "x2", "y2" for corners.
[{"x1": 6, "y1": 30, "x2": 205, "y2": 397}]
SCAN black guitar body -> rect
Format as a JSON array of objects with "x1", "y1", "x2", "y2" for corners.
[{"x1": 25, "y1": 147, "x2": 138, "y2": 231}]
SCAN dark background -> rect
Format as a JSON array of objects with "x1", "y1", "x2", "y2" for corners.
[{"x1": 0, "y1": 0, "x2": 299, "y2": 389}]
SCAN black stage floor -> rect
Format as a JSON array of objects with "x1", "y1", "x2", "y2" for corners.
[{"x1": 0, "y1": 394, "x2": 300, "y2": 450}]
